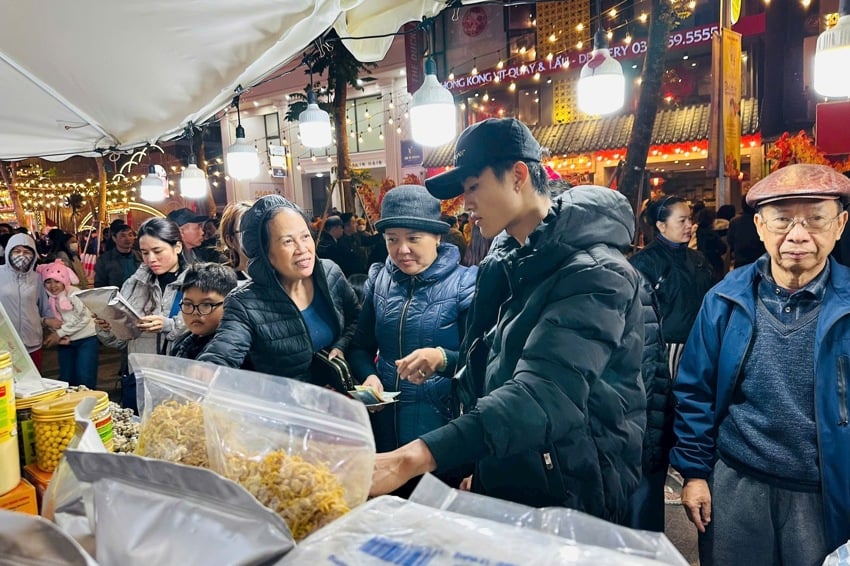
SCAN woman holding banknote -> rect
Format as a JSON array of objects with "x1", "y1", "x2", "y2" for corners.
[
  {"x1": 94, "y1": 217, "x2": 189, "y2": 411},
  {"x1": 348, "y1": 186, "x2": 477, "y2": 467}
]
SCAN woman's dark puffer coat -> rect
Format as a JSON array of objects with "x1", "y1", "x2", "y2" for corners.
[
  {"x1": 629, "y1": 239, "x2": 715, "y2": 343},
  {"x1": 349, "y1": 243, "x2": 477, "y2": 385},
  {"x1": 198, "y1": 195, "x2": 360, "y2": 381},
  {"x1": 637, "y1": 274, "x2": 674, "y2": 474}
]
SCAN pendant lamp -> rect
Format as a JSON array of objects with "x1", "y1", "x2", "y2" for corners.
[
  {"x1": 227, "y1": 93, "x2": 260, "y2": 180},
  {"x1": 410, "y1": 58, "x2": 457, "y2": 147},
  {"x1": 140, "y1": 164, "x2": 166, "y2": 203},
  {"x1": 577, "y1": 0, "x2": 625, "y2": 115},
  {"x1": 181, "y1": 123, "x2": 208, "y2": 199},
  {"x1": 814, "y1": 0, "x2": 850, "y2": 98},
  {"x1": 299, "y1": 87, "x2": 333, "y2": 148}
]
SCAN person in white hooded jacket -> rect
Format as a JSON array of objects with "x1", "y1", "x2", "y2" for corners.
[{"x1": 0, "y1": 233, "x2": 52, "y2": 370}]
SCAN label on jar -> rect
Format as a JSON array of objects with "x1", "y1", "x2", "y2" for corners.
[
  {"x1": 0, "y1": 378, "x2": 14, "y2": 442},
  {"x1": 18, "y1": 416, "x2": 36, "y2": 466}
]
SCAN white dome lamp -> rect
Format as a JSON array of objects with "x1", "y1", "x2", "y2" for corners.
[
  {"x1": 140, "y1": 163, "x2": 166, "y2": 203},
  {"x1": 577, "y1": 0, "x2": 625, "y2": 116},
  {"x1": 814, "y1": 0, "x2": 850, "y2": 98},
  {"x1": 226, "y1": 92, "x2": 260, "y2": 180},
  {"x1": 180, "y1": 123, "x2": 209, "y2": 199},
  {"x1": 410, "y1": 58, "x2": 457, "y2": 147},
  {"x1": 298, "y1": 87, "x2": 333, "y2": 148}
]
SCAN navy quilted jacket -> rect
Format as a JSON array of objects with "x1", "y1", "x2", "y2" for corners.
[{"x1": 349, "y1": 243, "x2": 477, "y2": 387}]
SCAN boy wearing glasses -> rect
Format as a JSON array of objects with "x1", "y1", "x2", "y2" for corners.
[
  {"x1": 672, "y1": 164, "x2": 850, "y2": 565},
  {"x1": 170, "y1": 263, "x2": 237, "y2": 360}
]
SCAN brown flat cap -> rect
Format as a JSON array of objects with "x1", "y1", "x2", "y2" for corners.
[{"x1": 746, "y1": 164, "x2": 850, "y2": 207}]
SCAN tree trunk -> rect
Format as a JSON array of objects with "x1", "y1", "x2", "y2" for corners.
[
  {"x1": 0, "y1": 162, "x2": 28, "y2": 227},
  {"x1": 332, "y1": 61, "x2": 354, "y2": 214},
  {"x1": 96, "y1": 156, "x2": 109, "y2": 234},
  {"x1": 619, "y1": 0, "x2": 676, "y2": 212}
]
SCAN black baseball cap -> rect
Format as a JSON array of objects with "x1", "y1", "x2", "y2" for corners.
[
  {"x1": 167, "y1": 208, "x2": 208, "y2": 226},
  {"x1": 425, "y1": 118, "x2": 542, "y2": 200}
]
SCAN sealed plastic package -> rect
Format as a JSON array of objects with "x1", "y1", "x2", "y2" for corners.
[
  {"x1": 204, "y1": 366, "x2": 375, "y2": 540},
  {"x1": 130, "y1": 354, "x2": 218, "y2": 466}
]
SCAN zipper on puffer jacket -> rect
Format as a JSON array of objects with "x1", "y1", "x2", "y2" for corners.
[
  {"x1": 394, "y1": 278, "x2": 417, "y2": 447},
  {"x1": 541, "y1": 447, "x2": 570, "y2": 503},
  {"x1": 838, "y1": 356, "x2": 849, "y2": 426}
]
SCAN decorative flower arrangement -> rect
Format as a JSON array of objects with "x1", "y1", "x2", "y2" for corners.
[
  {"x1": 355, "y1": 172, "x2": 466, "y2": 221},
  {"x1": 766, "y1": 131, "x2": 850, "y2": 173}
]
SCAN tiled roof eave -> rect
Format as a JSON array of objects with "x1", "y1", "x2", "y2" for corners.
[{"x1": 422, "y1": 98, "x2": 759, "y2": 168}]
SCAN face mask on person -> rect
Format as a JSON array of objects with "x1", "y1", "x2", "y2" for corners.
[
  {"x1": 10, "y1": 254, "x2": 34, "y2": 272},
  {"x1": 68, "y1": 243, "x2": 79, "y2": 253}
]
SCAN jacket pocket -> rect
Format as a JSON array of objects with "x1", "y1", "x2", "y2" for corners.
[
  {"x1": 838, "y1": 356, "x2": 850, "y2": 426},
  {"x1": 541, "y1": 446, "x2": 572, "y2": 505}
]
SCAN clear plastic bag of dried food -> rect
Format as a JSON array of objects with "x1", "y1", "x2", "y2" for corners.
[
  {"x1": 204, "y1": 366, "x2": 376, "y2": 541},
  {"x1": 129, "y1": 354, "x2": 218, "y2": 467}
]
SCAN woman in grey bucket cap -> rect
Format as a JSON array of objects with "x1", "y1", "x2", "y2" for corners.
[{"x1": 349, "y1": 185, "x2": 477, "y2": 480}]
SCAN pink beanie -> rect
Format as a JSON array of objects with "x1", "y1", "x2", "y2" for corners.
[{"x1": 36, "y1": 260, "x2": 79, "y2": 288}]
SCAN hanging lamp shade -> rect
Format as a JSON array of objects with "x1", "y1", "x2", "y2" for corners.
[
  {"x1": 180, "y1": 162, "x2": 208, "y2": 199},
  {"x1": 410, "y1": 58, "x2": 456, "y2": 147},
  {"x1": 140, "y1": 164, "x2": 166, "y2": 203},
  {"x1": 227, "y1": 124, "x2": 260, "y2": 180},
  {"x1": 814, "y1": 7, "x2": 850, "y2": 98},
  {"x1": 577, "y1": 29, "x2": 625, "y2": 115},
  {"x1": 298, "y1": 89, "x2": 332, "y2": 148}
]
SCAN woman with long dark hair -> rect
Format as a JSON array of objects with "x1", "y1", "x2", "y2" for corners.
[
  {"x1": 95, "y1": 217, "x2": 189, "y2": 410},
  {"x1": 218, "y1": 200, "x2": 254, "y2": 282},
  {"x1": 630, "y1": 195, "x2": 715, "y2": 378},
  {"x1": 45, "y1": 228, "x2": 90, "y2": 288}
]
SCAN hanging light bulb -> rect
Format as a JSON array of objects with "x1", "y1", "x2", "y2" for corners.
[
  {"x1": 577, "y1": 1, "x2": 625, "y2": 115},
  {"x1": 298, "y1": 87, "x2": 333, "y2": 148},
  {"x1": 226, "y1": 93, "x2": 260, "y2": 180},
  {"x1": 140, "y1": 164, "x2": 165, "y2": 203},
  {"x1": 181, "y1": 163, "x2": 207, "y2": 199},
  {"x1": 181, "y1": 123, "x2": 208, "y2": 199},
  {"x1": 814, "y1": 1, "x2": 850, "y2": 97},
  {"x1": 471, "y1": 59, "x2": 478, "y2": 75},
  {"x1": 410, "y1": 58, "x2": 457, "y2": 147}
]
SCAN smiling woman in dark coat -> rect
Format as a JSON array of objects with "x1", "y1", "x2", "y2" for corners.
[{"x1": 198, "y1": 195, "x2": 360, "y2": 382}]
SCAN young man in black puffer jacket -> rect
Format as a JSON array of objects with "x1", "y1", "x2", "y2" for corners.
[{"x1": 370, "y1": 118, "x2": 647, "y2": 525}]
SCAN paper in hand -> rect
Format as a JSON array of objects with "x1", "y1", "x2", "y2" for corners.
[
  {"x1": 349, "y1": 386, "x2": 400, "y2": 406},
  {"x1": 74, "y1": 286, "x2": 143, "y2": 341}
]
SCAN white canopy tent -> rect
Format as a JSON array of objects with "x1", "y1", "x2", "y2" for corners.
[{"x1": 0, "y1": 0, "x2": 463, "y2": 161}]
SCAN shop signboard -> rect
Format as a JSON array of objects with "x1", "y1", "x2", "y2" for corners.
[
  {"x1": 268, "y1": 143, "x2": 286, "y2": 178},
  {"x1": 404, "y1": 22, "x2": 424, "y2": 95},
  {"x1": 816, "y1": 101, "x2": 850, "y2": 155},
  {"x1": 401, "y1": 140, "x2": 423, "y2": 167},
  {"x1": 443, "y1": 14, "x2": 764, "y2": 94},
  {"x1": 721, "y1": 29, "x2": 742, "y2": 179}
]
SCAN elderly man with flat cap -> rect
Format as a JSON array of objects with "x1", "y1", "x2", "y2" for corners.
[{"x1": 671, "y1": 163, "x2": 850, "y2": 565}]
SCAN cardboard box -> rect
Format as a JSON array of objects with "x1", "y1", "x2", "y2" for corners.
[
  {"x1": 0, "y1": 478, "x2": 37, "y2": 515},
  {"x1": 22, "y1": 463, "x2": 52, "y2": 511}
]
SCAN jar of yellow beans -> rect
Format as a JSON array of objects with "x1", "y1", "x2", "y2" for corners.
[{"x1": 32, "y1": 390, "x2": 112, "y2": 472}]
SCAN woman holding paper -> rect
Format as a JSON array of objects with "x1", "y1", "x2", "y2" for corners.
[
  {"x1": 95, "y1": 217, "x2": 189, "y2": 410},
  {"x1": 348, "y1": 185, "x2": 477, "y2": 458}
]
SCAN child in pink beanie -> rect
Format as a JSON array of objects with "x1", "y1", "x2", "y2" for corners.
[{"x1": 36, "y1": 260, "x2": 99, "y2": 388}]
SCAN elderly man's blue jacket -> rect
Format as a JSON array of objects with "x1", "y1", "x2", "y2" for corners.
[{"x1": 671, "y1": 256, "x2": 850, "y2": 551}]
